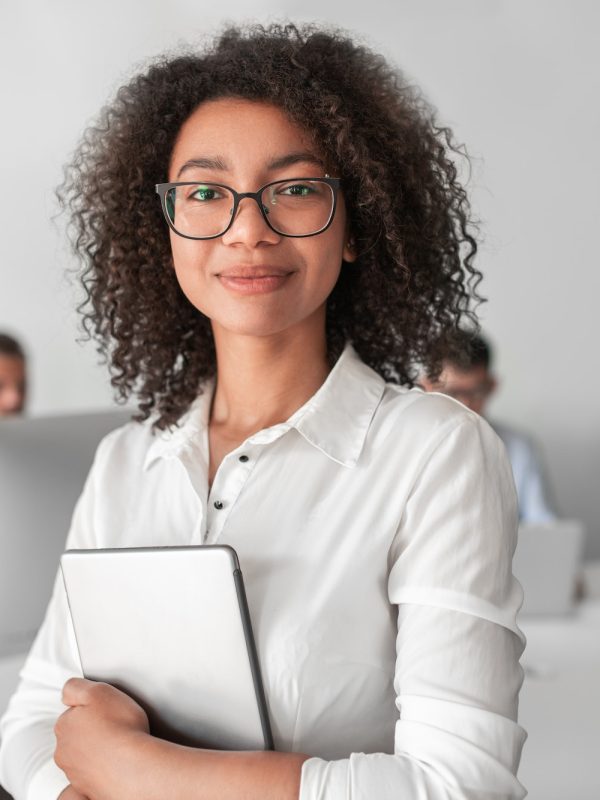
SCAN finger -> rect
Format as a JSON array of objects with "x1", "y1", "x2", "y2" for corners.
[
  {"x1": 54, "y1": 705, "x2": 76, "y2": 738},
  {"x1": 61, "y1": 677, "x2": 97, "y2": 706}
]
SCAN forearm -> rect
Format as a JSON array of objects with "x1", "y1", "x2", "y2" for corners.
[{"x1": 135, "y1": 735, "x2": 310, "y2": 800}]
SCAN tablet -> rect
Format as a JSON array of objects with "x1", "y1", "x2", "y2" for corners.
[{"x1": 60, "y1": 545, "x2": 273, "y2": 751}]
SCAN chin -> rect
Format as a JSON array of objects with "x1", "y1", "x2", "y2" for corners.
[
  {"x1": 195, "y1": 290, "x2": 328, "y2": 340},
  {"x1": 210, "y1": 309, "x2": 304, "y2": 339}
]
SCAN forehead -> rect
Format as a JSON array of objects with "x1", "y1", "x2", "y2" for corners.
[
  {"x1": 439, "y1": 363, "x2": 489, "y2": 386},
  {"x1": 169, "y1": 97, "x2": 321, "y2": 177}
]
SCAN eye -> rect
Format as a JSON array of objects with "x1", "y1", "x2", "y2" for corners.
[
  {"x1": 188, "y1": 185, "x2": 223, "y2": 201},
  {"x1": 278, "y1": 183, "x2": 316, "y2": 197}
]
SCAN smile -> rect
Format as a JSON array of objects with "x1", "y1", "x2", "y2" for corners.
[{"x1": 216, "y1": 267, "x2": 295, "y2": 295}]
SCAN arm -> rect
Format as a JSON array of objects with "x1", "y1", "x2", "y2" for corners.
[
  {"x1": 298, "y1": 414, "x2": 528, "y2": 799},
  {"x1": 53, "y1": 677, "x2": 307, "y2": 800},
  {"x1": 135, "y1": 741, "x2": 308, "y2": 800}
]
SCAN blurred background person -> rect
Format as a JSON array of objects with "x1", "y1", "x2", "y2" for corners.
[
  {"x1": 0, "y1": 333, "x2": 27, "y2": 417},
  {"x1": 420, "y1": 330, "x2": 557, "y2": 524}
]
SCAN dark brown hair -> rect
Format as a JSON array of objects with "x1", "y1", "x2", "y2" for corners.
[
  {"x1": 445, "y1": 330, "x2": 492, "y2": 371},
  {"x1": 60, "y1": 22, "x2": 482, "y2": 430},
  {"x1": 0, "y1": 333, "x2": 26, "y2": 361}
]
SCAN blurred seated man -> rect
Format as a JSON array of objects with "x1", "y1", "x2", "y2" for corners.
[
  {"x1": 0, "y1": 333, "x2": 27, "y2": 417},
  {"x1": 420, "y1": 331, "x2": 557, "y2": 523}
]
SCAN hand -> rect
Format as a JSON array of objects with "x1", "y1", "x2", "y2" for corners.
[
  {"x1": 58, "y1": 786, "x2": 89, "y2": 800},
  {"x1": 54, "y1": 677, "x2": 150, "y2": 800}
]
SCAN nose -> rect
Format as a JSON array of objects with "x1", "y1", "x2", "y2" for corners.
[{"x1": 220, "y1": 195, "x2": 281, "y2": 248}]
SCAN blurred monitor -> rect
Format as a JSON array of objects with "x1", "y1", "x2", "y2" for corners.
[
  {"x1": 514, "y1": 521, "x2": 585, "y2": 616},
  {"x1": 0, "y1": 410, "x2": 131, "y2": 656}
]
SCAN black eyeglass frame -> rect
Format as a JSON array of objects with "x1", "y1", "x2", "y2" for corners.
[{"x1": 155, "y1": 176, "x2": 341, "y2": 240}]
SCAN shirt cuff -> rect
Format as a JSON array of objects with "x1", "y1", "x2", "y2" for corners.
[
  {"x1": 299, "y1": 757, "x2": 348, "y2": 799},
  {"x1": 27, "y1": 758, "x2": 70, "y2": 800}
]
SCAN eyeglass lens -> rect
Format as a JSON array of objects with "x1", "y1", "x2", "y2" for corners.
[{"x1": 165, "y1": 180, "x2": 335, "y2": 238}]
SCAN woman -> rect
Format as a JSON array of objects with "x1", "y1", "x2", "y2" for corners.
[{"x1": 0, "y1": 23, "x2": 527, "y2": 800}]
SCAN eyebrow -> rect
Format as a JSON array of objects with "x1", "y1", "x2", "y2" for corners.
[
  {"x1": 176, "y1": 151, "x2": 324, "y2": 179},
  {"x1": 177, "y1": 157, "x2": 228, "y2": 177},
  {"x1": 267, "y1": 151, "x2": 324, "y2": 171}
]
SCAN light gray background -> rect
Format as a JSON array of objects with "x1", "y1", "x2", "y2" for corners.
[{"x1": 1, "y1": 1, "x2": 598, "y2": 556}]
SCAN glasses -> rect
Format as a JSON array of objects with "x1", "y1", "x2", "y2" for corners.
[
  {"x1": 442, "y1": 382, "x2": 494, "y2": 403},
  {"x1": 155, "y1": 177, "x2": 340, "y2": 240}
]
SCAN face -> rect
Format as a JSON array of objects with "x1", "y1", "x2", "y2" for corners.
[
  {"x1": 0, "y1": 355, "x2": 26, "y2": 416},
  {"x1": 421, "y1": 363, "x2": 495, "y2": 415},
  {"x1": 166, "y1": 98, "x2": 355, "y2": 342}
]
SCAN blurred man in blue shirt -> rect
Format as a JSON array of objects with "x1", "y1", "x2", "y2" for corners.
[{"x1": 421, "y1": 332, "x2": 557, "y2": 523}]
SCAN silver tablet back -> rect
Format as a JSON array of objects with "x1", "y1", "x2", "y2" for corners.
[{"x1": 61, "y1": 545, "x2": 272, "y2": 750}]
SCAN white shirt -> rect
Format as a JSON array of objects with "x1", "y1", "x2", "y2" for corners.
[{"x1": 0, "y1": 344, "x2": 527, "y2": 800}]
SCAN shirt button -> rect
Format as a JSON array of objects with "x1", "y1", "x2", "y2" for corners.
[
  {"x1": 239, "y1": 454, "x2": 249, "y2": 463},
  {"x1": 213, "y1": 500, "x2": 224, "y2": 510}
]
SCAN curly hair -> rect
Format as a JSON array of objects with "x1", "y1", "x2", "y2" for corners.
[{"x1": 59, "y1": 22, "x2": 482, "y2": 430}]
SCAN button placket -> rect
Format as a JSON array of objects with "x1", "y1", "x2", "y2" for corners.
[
  {"x1": 205, "y1": 447, "x2": 258, "y2": 543},
  {"x1": 174, "y1": 449, "x2": 210, "y2": 545}
]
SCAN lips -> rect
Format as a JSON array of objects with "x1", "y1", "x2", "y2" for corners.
[
  {"x1": 215, "y1": 266, "x2": 295, "y2": 295},
  {"x1": 216, "y1": 265, "x2": 294, "y2": 279}
]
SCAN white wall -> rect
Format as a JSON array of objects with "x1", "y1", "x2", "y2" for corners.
[{"x1": 1, "y1": 1, "x2": 598, "y2": 555}]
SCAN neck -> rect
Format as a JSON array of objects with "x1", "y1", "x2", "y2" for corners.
[{"x1": 209, "y1": 313, "x2": 331, "y2": 436}]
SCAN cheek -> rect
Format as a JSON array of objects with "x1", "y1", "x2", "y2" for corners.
[
  {"x1": 169, "y1": 234, "x2": 212, "y2": 301},
  {"x1": 312, "y1": 254, "x2": 343, "y2": 301},
  {"x1": 303, "y1": 235, "x2": 345, "y2": 297},
  {"x1": 169, "y1": 231, "x2": 203, "y2": 274}
]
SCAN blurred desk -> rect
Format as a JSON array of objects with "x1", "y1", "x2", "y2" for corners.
[{"x1": 518, "y1": 565, "x2": 600, "y2": 800}]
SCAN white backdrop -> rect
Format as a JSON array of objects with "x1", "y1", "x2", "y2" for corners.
[{"x1": 1, "y1": 0, "x2": 598, "y2": 556}]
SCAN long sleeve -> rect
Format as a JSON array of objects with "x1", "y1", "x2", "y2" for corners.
[{"x1": 299, "y1": 415, "x2": 528, "y2": 799}]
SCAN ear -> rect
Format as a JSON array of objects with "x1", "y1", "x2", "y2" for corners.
[
  {"x1": 342, "y1": 232, "x2": 357, "y2": 264},
  {"x1": 488, "y1": 374, "x2": 498, "y2": 396}
]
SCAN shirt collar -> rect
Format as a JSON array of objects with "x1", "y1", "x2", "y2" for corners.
[
  {"x1": 288, "y1": 343, "x2": 385, "y2": 467},
  {"x1": 143, "y1": 343, "x2": 385, "y2": 471},
  {"x1": 142, "y1": 381, "x2": 214, "y2": 472}
]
